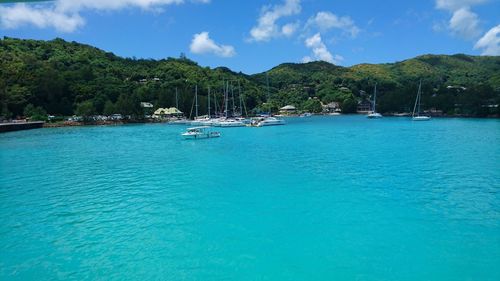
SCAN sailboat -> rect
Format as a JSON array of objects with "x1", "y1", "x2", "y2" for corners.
[
  {"x1": 169, "y1": 88, "x2": 189, "y2": 124},
  {"x1": 412, "y1": 80, "x2": 431, "y2": 121},
  {"x1": 367, "y1": 83, "x2": 382, "y2": 118}
]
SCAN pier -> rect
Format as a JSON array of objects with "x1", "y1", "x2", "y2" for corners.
[{"x1": 0, "y1": 121, "x2": 45, "y2": 133}]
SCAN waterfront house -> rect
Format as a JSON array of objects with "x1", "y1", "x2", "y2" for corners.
[
  {"x1": 280, "y1": 105, "x2": 297, "y2": 115},
  {"x1": 357, "y1": 101, "x2": 371, "y2": 113},
  {"x1": 323, "y1": 102, "x2": 341, "y2": 113},
  {"x1": 153, "y1": 107, "x2": 184, "y2": 119}
]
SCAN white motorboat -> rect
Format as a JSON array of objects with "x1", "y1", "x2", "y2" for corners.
[
  {"x1": 367, "y1": 112, "x2": 382, "y2": 118},
  {"x1": 254, "y1": 116, "x2": 286, "y2": 127},
  {"x1": 412, "y1": 80, "x2": 431, "y2": 121},
  {"x1": 213, "y1": 119, "x2": 245, "y2": 127},
  {"x1": 181, "y1": 126, "x2": 221, "y2": 139},
  {"x1": 412, "y1": 116, "x2": 431, "y2": 121}
]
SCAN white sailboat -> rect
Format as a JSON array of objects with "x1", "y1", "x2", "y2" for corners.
[
  {"x1": 412, "y1": 80, "x2": 431, "y2": 121},
  {"x1": 367, "y1": 83, "x2": 382, "y2": 118},
  {"x1": 169, "y1": 87, "x2": 189, "y2": 124}
]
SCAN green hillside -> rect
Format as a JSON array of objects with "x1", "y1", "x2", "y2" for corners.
[
  {"x1": 259, "y1": 54, "x2": 500, "y2": 115},
  {"x1": 1, "y1": 37, "x2": 499, "y2": 119}
]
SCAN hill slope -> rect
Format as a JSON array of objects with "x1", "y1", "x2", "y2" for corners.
[{"x1": 1, "y1": 37, "x2": 499, "y2": 118}]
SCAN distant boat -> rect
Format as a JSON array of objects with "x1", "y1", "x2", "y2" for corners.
[
  {"x1": 412, "y1": 80, "x2": 431, "y2": 121},
  {"x1": 253, "y1": 116, "x2": 286, "y2": 127},
  {"x1": 300, "y1": 112, "x2": 312, "y2": 117},
  {"x1": 212, "y1": 118, "x2": 245, "y2": 127},
  {"x1": 367, "y1": 83, "x2": 382, "y2": 119},
  {"x1": 182, "y1": 126, "x2": 221, "y2": 139}
]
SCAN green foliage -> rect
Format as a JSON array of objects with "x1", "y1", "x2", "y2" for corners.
[
  {"x1": 103, "y1": 100, "x2": 116, "y2": 116},
  {"x1": 302, "y1": 98, "x2": 323, "y2": 113},
  {"x1": 1, "y1": 37, "x2": 499, "y2": 118},
  {"x1": 342, "y1": 97, "x2": 358, "y2": 113},
  {"x1": 75, "y1": 100, "x2": 96, "y2": 118},
  {"x1": 23, "y1": 103, "x2": 47, "y2": 121}
]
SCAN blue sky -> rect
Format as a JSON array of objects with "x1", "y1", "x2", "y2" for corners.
[{"x1": 0, "y1": 0, "x2": 499, "y2": 73}]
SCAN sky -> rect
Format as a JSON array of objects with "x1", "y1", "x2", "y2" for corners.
[{"x1": 0, "y1": 0, "x2": 499, "y2": 74}]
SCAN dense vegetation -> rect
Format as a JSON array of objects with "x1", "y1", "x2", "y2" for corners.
[{"x1": 1, "y1": 37, "x2": 499, "y2": 120}]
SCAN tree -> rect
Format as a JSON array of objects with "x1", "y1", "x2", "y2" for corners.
[
  {"x1": 342, "y1": 97, "x2": 358, "y2": 113},
  {"x1": 75, "y1": 100, "x2": 96, "y2": 119},
  {"x1": 23, "y1": 103, "x2": 47, "y2": 121},
  {"x1": 103, "y1": 100, "x2": 116, "y2": 116},
  {"x1": 302, "y1": 98, "x2": 323, "y2": 113}
]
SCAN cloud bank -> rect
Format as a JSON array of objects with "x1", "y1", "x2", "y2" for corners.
[
  {"x1": 249, "y1": 0, "x2": 301, "y2": 42},
  {"x1": 302, "y1": 33, "x2": 343, "y2": 64},
  {"x1": 0, "y1": 0, "x2": 208, "y2": 32},
  {"x1": 190, "y1": 32, "x2": 236, "y2": 57}
]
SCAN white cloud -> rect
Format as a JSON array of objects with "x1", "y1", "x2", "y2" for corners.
[
  {"x1": 449, "y1": 7, "x2": 482, "y2": 39},
  {"x1": 0, "y1": 4, "x2": 84, "y2": 32},
  {"x1": 302, "y1": 33, "x2": 343, "y2": 64},
  {"x1": 281, "y1": 22, "x2": 299, "y2": 37},
  {"x1": 0, "y1": 0, "x2": 208, "y2": 32},
  {"x1": 474, "y1": 24, "x2": 500, "y2": 55},
  {"x1": 249, "y1": 0, "x2": 301, "y2": 42},
  {"x1": 434, "y1": 0, "x2": 486, "y2": 40},
  {"x1": 436, "y1": 0, "x2": 487, "y2": 11},
  {"x1": 306, "y1": 11, "x2": 360, "y2": 38},
  {"x1": 189, "y1": 32, "x2": 236, "y2": 57},
  {"x1": 54, "y1": 0, "x2": 185, "y2": 13}
]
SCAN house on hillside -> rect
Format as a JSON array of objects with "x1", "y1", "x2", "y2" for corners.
[
  {"x1": 279, "y1": 105, "x2": 297, "y2": 115},
  {"x1": 357, "y1": 101, "x2": 371, "y2": 113},
  {"x1": 322, "y1": 102, "x2": 341, "y2": 113},
  {"x1": 153, "y1": 107, "x2": 184, "y2": 119}
]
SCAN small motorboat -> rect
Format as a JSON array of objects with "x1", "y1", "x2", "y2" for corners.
[
  {"x1": 182, "y1": 126, "x2": 221, "y2": 139},
  {"x1": 252, "y1": 116, "x2": 286, "y2": 127},
  {"x1": 367, "y1": 112, "x2": 383, "y2": 118}
]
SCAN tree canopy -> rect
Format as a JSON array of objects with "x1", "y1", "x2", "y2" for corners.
[{"x1": 1, "y1": 37, "x2": 499, "y2": 119}]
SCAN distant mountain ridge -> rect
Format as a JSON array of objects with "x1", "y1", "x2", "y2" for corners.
[{"x1": 1, "y1": 37, "x2": 499, "y2": 119}]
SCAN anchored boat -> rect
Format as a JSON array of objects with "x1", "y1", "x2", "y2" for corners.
[
  {"x1": 367, "y1": 83, "x2": 383, "y2": 119},
  {"x1": 182, "y1": 126, "x2": 221, "y2": 139},
  {"x1": 412, "y1": 80, "x2": 431, "y2": 121}
]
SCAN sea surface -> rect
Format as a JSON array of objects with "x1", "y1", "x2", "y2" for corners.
[{"x1": 1, "y1": 115, "x2": 499, "y2": 281}]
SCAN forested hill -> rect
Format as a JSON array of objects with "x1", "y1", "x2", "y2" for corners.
[{"x1": 1, "y1": 37, "x2": 499, "y2": 119}]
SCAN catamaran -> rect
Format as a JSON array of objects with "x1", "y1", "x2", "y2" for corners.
[
  {"x1": 181, "y1": 126, "x2": 221, "y2": 139},
  {"x1": 367, "y1": 83, "x2": 382, "y2": 118},
  {"x1": 412, "y1": 80, "x2": 431, "y2": 121},
  {"x1": 251, "y1": 116, "x2": 286, "y2": 127}
]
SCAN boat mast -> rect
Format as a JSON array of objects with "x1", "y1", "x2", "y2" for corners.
[
  {"x1": 208, "y1": 86, "x2": 211, "y2": 118},
  {"x1": 195, "y1": 85, "x2": 198, "y2": 118},
  {"x1": 373, "y1": 83, "x2": 377, "y2": 113},
  {"x1": 231, "y1": 82, "x2": 236, "y2": 116},
  {"x1": 266, "y1": 72, "x2": 270, "y2": 115},
  {"x1": 412, "y1": 80, "x2": 422, "y2": 118},
  {"x1": 238, "y1": 80, "x2": 243, "y2": 116},
  {"x1": 225, "y1": 81, "x2": 229, "y2": 118}
]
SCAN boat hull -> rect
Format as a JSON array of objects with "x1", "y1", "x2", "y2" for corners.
[
  {"x1": 182, "y1": 132, "x2": 221, "y2": 139},
  {"x1": 412, "y1": 116, "x2": 431, "y2": 121},
  {"x1": 367, "y1": 113, "x2": 383, "y2": 118}
]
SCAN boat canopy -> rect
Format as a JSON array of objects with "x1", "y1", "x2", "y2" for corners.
[{"x1": 280, "y1": 105, "x2": 296, "y2": 110}]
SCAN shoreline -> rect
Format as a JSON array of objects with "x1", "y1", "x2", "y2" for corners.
[{"x1": 2, "y1": 114, "x2": 498, "y2": 133}]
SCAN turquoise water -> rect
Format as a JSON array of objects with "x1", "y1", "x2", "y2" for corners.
[{"x1": 1, "y1": 116, "x2": 499, "y2": 280}]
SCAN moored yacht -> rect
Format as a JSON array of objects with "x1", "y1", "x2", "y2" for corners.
[
  {"x1": 412, "y1": 80, "x2": 431, "y2": 121},
  {"x1": 367, "y1": 83, "x2": 383, "y2": 119},
  {"x1": 181, "y1": 126, "x2": 221, "y2": 139},
  {"x1": 212, "y1": 118, "x2": 245, "y2": 127},
  {"x1": 253, "y1": 116, "x2": 286, "y2": 127}
]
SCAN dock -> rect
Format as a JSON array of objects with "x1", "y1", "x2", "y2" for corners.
[{"x1": 0, "y1": 121, "x2": 45, "y2": 133}]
